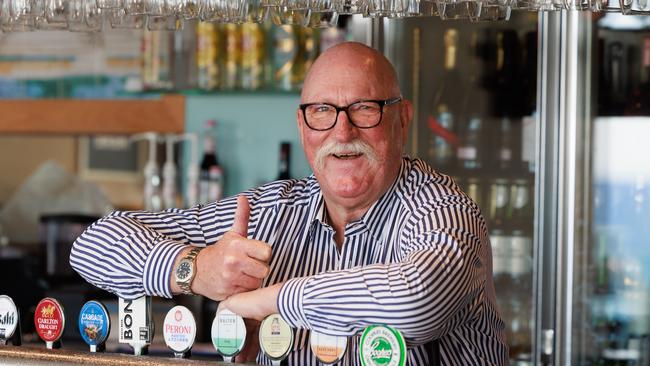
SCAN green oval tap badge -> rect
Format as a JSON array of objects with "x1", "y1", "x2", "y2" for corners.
[
  {"x1": 211, "y1": 309, "x2": 246, "y2": 358},
  {"x1": 360, "y1": 325, "x2": 406, "y2": 366}
]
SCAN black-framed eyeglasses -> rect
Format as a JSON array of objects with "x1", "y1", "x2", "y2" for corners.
[{"x1": 299, "y1": 96, "x2": 402, "y2": 131}]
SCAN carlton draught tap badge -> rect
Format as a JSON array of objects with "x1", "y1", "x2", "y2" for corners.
[
  {"x1": 0, "y1": 295, "x2": 18, "y2": 342},
  {"x1": 360, "y1": 325, "x2": 407, "y2": 366},
  {"x1": 163, "y1": 305, "x2": 196, "y2": 357},
  {"x1": 34, "y1": 298, "x2": 65, "y2": 349},
  {"x1": 119, "y1": 296, "x2": 153, "y2": 355},
  {"x1": 78, "y1": 300, "x2": 110, "y2": 352}
]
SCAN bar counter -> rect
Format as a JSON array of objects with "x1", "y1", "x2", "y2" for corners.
[{"x1": 0, "y1": 346, "x2": 247, "y2": 366}]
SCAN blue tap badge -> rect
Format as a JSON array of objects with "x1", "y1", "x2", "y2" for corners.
[{"x1": 78, "y1": 300, "x2": 110, "y2": 351}]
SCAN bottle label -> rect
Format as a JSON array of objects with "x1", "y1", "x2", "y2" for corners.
[
  {"x1": 510, "y1": 235, "x2": 533, "y2": 276},
  {"x1": 359, "y1": 325, "x2": 406, "y2": 366},
  {"x1": 259, "y1": 314, "x2": 293, "y2": 361},
  {"x1": 490, "y1": 234, "x2": 511, "y2": 276},
  {"x1": 163, "y1": 305, "x2": 196, "y2": 354},
  {"x1": 457, "y1": 146, "x2": 477, "y2": 160},
  {"x1": 310, "y1": 331, "x2": 347, "y2": 365},
  {"x1": 78, "y1": 300, "x2": 110, "y2": 347},
  {"x1": 0, "y1": 295, "x2": 18, "y2": 340},
  {"x1": 35, "y1": 298, "x2": 65, "y2": 343},
  {"x1": 211, "y1": 309, "x2": 246, "y2": 357},
  {"x1": 433, "y1": 112, "x2": 455, "y2": 164}
]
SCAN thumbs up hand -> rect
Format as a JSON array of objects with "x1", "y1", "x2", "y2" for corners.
[{"x1": 188, "y1": 195, "x2": 272, "y2": 301}]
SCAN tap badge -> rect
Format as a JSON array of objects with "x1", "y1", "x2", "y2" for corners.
[
  {"x1": 259, "y1": 314, "x2": 293, "y2": 362},
  {"x1": 0, "y1": 295, "x2": 18, "y2": 341},
  {"x1": 34, "y1": 298, "x2": 65, "y2": 343},
  {"x1": 163, "y1": 305, "x2": 196, "y2": 354},
  {"x1": 310, "y1": 330, "x2": 347, "y2": 365},
  {"x1": 359, "y1": 325, "x2": 406, "y2": 366},
  {"x1": 78, "y1": 300, "x2": 110, "y2": 348},
  {"x1": 211, "y1": 308, "x2": 246, "y2": 358},
  {"x1": 118, "y1": 296, "x2": 153, "y2": 353}
]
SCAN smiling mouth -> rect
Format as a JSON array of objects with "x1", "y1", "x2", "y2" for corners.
[{"x1": 332, "y1": 153, "x2": 363, "y2": 159}]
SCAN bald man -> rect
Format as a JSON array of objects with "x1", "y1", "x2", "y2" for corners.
[{"x1": 71, "y1": 42, "x2": 508, "y2": 365}]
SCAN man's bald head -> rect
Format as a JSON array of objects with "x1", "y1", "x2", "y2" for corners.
[{"x1": 301, "y1": 42, "x2": 401, "y2": 102}]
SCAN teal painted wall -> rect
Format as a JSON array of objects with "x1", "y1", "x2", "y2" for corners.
[{"x1": 185, "y1": 94, "x2": 313, "y2": 197}]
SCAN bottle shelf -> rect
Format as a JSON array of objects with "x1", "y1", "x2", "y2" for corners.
[{"x1": 0, "y1": 94, "x2": 185, "y2": 134}]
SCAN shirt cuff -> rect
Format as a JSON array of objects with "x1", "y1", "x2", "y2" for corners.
[
  {"x1": 142, "y1": 240, "x2": 187, "y2": 298},
  {"x1": 278, "y1": 277, "x2": 312, "y2": 329}
]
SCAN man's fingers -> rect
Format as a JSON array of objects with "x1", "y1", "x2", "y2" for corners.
[
  {"x1": 234, "y1": 273, "x2": 263, "y2": 290},
  {"x1": 231, "y1": 195, "x2": 251, "y2": 237},
  {"x1": 240, "y1": 240, "x2": 272, "y2": 262},
  {"x1": 240, "y1": 257, "x2": 270, "y2": 279}
]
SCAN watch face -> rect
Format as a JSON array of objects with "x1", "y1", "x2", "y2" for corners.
[{"x1": 177, "y1": 261, "x2": 192, "y2": 280}]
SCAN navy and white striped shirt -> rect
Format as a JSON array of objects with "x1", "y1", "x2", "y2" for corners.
[{"x1": 70, "y1": 157, "x2": 508, "y2": 365}]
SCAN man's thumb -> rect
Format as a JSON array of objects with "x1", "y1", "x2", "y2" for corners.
[{"x1": 231, "y1": 195, "x2": 251, "y2": 237}]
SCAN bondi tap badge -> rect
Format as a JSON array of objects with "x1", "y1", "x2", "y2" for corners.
[
  {"x1": 0, "y1": 295, "x2": 20, "y2": 345},
  {"x1": 359, "y1": 325, "x2": 407, "y2": 366},
  {"x1": 34, "y1": 298, "x2": 65, "y2": 349},
  {"x1": 119, "y1": 296, "x2": 153, "y2": 355},
  {"x1": 78, "y1": 300, "x2": 110, "y2": 352},
  {"x1": 163, "y1": 305, "x2": 196, "y2": 358}
]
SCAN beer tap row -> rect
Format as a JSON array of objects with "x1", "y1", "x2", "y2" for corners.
[{"x1": 0, "y1": 294, "x2": 408, "y2": 366}]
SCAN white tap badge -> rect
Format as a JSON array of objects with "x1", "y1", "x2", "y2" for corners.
[
  {"x1": 0, "y1": 295, "x2": 18, "y2": 340},
  {"x1": 211, "y1": 309, "x2": 246, "y2": 358},
  {"x1": 163, "y1": 305, "x2": 196, "y2": 354},
  {"x1": 118, "y1": 297, "x2": 152, "y2": 348}
]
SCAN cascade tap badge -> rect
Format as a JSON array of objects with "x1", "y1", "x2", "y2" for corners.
[
  {"x1": 259, "y1": 314, "x2": 293, "y2": 361},
  {"x1": 163, "y1": 305, "x2": 196, "y2": 354},
  {"x1": 118, "y1": 296, "x2": 152, "y2": 348},
  {"x1": 309, "y1": 330, "x2": 347, "y2": 365},
  {"x1": 34, "y1": 298, "x2": 65, "y2": 344},
  {"x1": 359, "y1": 325, "x2": 406, "y2": 366},
  {"x1": 0, "y1": 295, "x2": 18, "y2": 341},
  {"x1": 211, "y1": 308, "x2": 246, "y2": 358},
  {"x1": 78, "y1": 300, "x2": 110, "y2": 350}
]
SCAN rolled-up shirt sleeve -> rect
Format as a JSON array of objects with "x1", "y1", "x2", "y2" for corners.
[
  {"x1": 69, "y1": 198, "x2": 239, "y2": 300},
  {"x1": 277, "y1": 200, "x2": 487, "y2": 345}
]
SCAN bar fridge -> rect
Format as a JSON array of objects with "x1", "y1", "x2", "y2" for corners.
[{"x1": 379, "y1": 13, "x2": 540, "y2": 365}]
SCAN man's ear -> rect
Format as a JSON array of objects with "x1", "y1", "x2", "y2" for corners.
[
  {"x1": 399, "y1": 99, "x2": 413, "y2": 144},
  {"x1": 296, "y1": 108, "x2": 306, "y2": 143}
]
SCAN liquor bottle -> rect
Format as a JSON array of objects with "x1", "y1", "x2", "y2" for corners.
[
  {"x1": 199, "y1": 120, "x2": 224, "y2": 203},
  {"x1": 274, "y1": 25, "x2": 297, "y2": 91},
  {"x1": 196, "y1": 22, "x2": 222, "y2": 91},
  {"x1": 142, "y1": 30, "x2": 173, "y2": 90},
  {"x1": 428, "y1": 28, "x2": 461, "y2": 172},
  {"x1": 493, "y1": 30, "x2": 521, "y2": 118},
  {"x1": 496, "y1": 117, "x2": 514, "y2": 171},
  {"x1": 603, "y1": 42, "x2": 627, "y2": 115},
  {"x1": 223, "y1": 24, "x2": 242, "y2": 90},
  {"x1": 625, "y1": 37, "x2": 650, "y2": 115},
  {"x1": 241, "y1": 22, "x2": 266, "y2": 91},
  {"x1": 277, "y1": 142, "x2": 291, "y2": 180},
  {"x1": 457, "y1": 32, "x2": 486, "y2": 172}
]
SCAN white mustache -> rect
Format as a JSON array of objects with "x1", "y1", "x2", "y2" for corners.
[{"x1": 314, "y1": 140, "x2": 378, "y2": 170}]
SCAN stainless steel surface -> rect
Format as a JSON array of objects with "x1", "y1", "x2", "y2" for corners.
[
  {"x1": 0, "y1": 345, "x2": 245, "y2": 365},
  {"x1": 536, "y1": 10, "x2": 561, "y2": 366},
  {"x1": 537, "y1": 8, "x2": 593, "y2": 366}
]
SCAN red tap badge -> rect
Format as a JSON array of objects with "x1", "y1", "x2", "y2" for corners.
[{"x1": 35, "y1": 298, "x2": 65, "y2": 343}]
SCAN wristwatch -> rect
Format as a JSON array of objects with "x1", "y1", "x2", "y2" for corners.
[{"x1": 175, "y1": 247, "x2": 202, "y2": 295}]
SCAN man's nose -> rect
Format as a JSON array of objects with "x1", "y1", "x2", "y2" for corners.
[{"x1": 332, "y1": 110, "x2": 358, "y2": 140}]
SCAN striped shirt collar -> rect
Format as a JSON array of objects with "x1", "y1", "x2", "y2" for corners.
[{"x1": 306, "y1": 157, "x2": 409, "y2": 244}]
